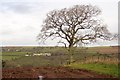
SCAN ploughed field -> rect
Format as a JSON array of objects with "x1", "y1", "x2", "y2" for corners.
[{"x1": 2, "y1": 67, "x2": 114, "y2": 78}]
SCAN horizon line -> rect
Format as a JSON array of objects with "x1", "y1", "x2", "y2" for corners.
[{"x1": 0, "y1": 44, "x2": 119, "y2": 47}]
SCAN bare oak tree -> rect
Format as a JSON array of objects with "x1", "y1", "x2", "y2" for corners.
[
  {"x1": 37, "y1": 5, "x2": 112, "y2": 63},
  {"x1": 38, "y1": 5, "x2": 111, "y2": 47}
]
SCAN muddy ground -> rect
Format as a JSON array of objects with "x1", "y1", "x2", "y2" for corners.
[{"x1": 2, "y1": 67, "x2": 117, "y2": 79}]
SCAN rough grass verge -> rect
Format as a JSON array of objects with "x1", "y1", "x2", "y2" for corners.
[{"x1": 67, "y1": 62, "x2": 119, "y2": 77}]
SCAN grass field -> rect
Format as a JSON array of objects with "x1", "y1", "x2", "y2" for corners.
[
  {"x1": 2, "y1": 46, "x2": 119, "y2": 77},
  {"x1": 67, "y1": 62, "x2": 119, "y2": 77},
  {"x1": 2, "y1": 52, "x2": 32, "y2": 60}
]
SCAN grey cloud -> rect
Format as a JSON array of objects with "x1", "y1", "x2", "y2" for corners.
[
  {"x1": 8, "y1": 4, "x2": 32, "y2": 13},
  {"x1": 0, "y1": 1, "x2": 62, "y2": 14},
  {"x1": 0, "y1": 2, "x2": 36, "y2": 14}
]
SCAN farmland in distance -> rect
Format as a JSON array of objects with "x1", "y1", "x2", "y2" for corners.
[{"x1": 1, "y1": 46, "x2": 120, "y2": 78}]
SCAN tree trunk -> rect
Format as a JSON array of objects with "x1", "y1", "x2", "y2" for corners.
[{"x1": 68, "y1": 45, "x2": 75, "y2": 64}]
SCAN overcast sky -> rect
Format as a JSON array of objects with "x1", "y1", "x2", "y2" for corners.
[{"x1": 0, "y1": 0, "x2": 119, "y2": 46}]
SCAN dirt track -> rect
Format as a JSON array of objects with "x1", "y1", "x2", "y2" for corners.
[{"x1": 2, "y1": 67, "x2": 115, "y2": 78}]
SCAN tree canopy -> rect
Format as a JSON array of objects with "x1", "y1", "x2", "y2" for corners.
[{"x1": 37, "y1": 5, "x2": 112, "y2": 48}]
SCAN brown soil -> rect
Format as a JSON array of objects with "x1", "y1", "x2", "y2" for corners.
[{"x1": 2, "y1": 67, "x2": 115, "y2": 78}]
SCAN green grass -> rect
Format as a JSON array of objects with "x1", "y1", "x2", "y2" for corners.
[
  {"x1": 4, "y1": 56, "x2": 66, "y2": 68},
  {"x1": 2, "y1": 52, "x2": 31, "y2": 61},
  {"x1": 2, "y1": 56, "x2": 21, "y2": 61},
  {"x1": 6, "y1": 56, "x2": 52, "y2": 67},
  {"x1": 68, "y1": 62, "x2": 119, "y2": 77},
  {"x1": 2, "y1": 52, "x2": 31, "y2": 56}
]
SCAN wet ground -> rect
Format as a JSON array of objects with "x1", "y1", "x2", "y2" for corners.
[{"x1": 2, "y1": 67, "x2": 115, "y2": 78}]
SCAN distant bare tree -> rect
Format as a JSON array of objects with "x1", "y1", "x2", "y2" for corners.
[{"x1": 37, "y1": 5, "x2": 112, "y2": 63}]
